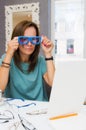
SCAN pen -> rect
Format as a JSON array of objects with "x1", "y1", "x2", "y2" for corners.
[
  {"x1": 4, "y1": 98, "x2": 24, "y2": 102},
  {"x1": 17, "y1": 102, "x2": 36, "y2": 108},
  {"x1": 49, "y1": 113, "x2": 78, "y2": 120},
  {"x1": 26, "y1": 108, "x2": 47, "y2": 115}
]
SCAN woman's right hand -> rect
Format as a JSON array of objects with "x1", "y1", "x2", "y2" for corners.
[{"x1": 6, "y1": 37, "x2": 19, "y2": 58}]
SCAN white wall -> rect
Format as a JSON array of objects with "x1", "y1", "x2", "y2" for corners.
[{"x1": 84, "y1": 0, "x2": 86, "y2": 58}]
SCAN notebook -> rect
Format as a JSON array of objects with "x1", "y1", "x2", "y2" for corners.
[{"x1": 48, "y1": 58, "x2": 86, "y2": 119}]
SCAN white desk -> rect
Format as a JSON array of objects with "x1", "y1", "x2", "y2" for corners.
[
  {"x1": 0, "y1": 99, "x2": 86, "y2": 130},
  {"x1": 48, "y1": 105, "x2": 86, "y2": 130}
]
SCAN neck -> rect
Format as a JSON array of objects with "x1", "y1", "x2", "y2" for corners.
[{"x1": 19, "y1": 53, "x2": 30, "y2": 63}]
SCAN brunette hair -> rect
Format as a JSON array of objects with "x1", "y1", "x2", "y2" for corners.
[{"x1": 11, "y1": 20, "x2": 40, "y2": 72}]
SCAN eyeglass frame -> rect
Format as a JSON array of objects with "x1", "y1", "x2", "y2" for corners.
[
  {"x1": 0, "y1": 110, "x2": 14, "y2": 123},
  {"x1": 18, "y1": 114, "x2": 37, "y2": 130},
  {"x1": 18, "y1": 36, "x2": 42, "y2": 45}
]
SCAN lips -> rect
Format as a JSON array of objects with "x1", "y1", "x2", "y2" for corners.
[{"x1": 22, "y1": 45, "x2": 35, "y2": 53}]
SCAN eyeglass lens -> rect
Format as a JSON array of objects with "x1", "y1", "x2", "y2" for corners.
[
  {"x1": 18, "y1": 114, "x2": 37, "y2": 130},
  {"x1": 0, "y1": 110, "x2": 14, "y2": 123}
]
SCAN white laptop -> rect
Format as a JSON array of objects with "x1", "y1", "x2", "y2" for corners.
[{"x1": 48, "y1": 59, "x2": 86, "y2": 119}]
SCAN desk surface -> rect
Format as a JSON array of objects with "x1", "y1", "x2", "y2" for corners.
[{"x1": 0, "y1": 98, "x2": 86, "y2": 130}]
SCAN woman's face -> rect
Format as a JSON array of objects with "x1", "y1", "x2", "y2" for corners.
[{"x1": 19, "y1": 27, "x2": 36, "y2": 59}]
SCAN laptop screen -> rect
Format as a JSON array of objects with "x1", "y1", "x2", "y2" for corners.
[{"x1": 48, "y1": 59, "x2": 86, "y2": 119}]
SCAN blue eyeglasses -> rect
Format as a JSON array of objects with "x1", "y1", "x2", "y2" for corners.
[{"x1": 18, "y1": 36, "x2": 42, "y2": 45}]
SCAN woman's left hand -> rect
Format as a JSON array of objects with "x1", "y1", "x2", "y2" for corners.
[{"x1": 41, "y1": 36, "x2": 54, "y2": 56}]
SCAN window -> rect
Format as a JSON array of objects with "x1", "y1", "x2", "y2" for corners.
[{"x1": 53, "y1": 0, "x2": 84, "y2": 58}]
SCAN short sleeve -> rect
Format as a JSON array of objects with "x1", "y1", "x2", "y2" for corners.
[
  {"x1": 40, "y1": 56, "x2": 47, "y2": 75},
  {"x1": 0, "y1": 59, "x2": 2, "y2": 65},
  {"x1": 0, "y1": 54, "x2": 6, "y2": 66}
]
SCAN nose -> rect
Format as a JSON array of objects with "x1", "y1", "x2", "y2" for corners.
[{"x1": 27, "y1": 41, "x2": 32, "y2": 46}]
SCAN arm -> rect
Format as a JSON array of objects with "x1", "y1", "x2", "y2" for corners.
[
  {"x1": 42, "y1": 36, "x2": 55, "y2": 87},
  {"x1": 0, "y1": 37, "x2": 19, "y2": 92},
  {"x1": 0, "y1": 54, "x2": 11, "y2": 91}
]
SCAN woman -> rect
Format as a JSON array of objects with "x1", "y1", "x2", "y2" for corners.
[{"x1": 0, "y1": 20, "x2": 55, "y2": 101}]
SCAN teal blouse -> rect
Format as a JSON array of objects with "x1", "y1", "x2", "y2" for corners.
[{"x1": 0, "y1": 54, "x2": 48, "y2": 101}]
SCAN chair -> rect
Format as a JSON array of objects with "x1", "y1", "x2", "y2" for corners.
[{"x1": 43, "y1": 79, "x2": 52, "y2": 101}]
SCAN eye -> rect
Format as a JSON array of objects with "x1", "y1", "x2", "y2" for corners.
[
  {"x1": 31, "y1": 37, "x2": 41, "y2": 44},
  {"x1": 32, "y1": 37, "x2": 37, "y2": 42},
  {"x1": 18, "y1": 37, "x2": 29, "y2": 44},
  {"x1": 20, "y1": 38, "x2": 28, "y2": 43}
]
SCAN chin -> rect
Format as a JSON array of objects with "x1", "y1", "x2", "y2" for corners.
[{"x1": 23, "y1": 51, "x2": 33, "y2": 55}]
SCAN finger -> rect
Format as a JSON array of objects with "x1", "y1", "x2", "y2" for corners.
[
  {"x1": 13, "y1": 46, "x2": 19, "y2": 51},
  {"x1": 13, "y1": 37, "x2": 18, "y2": 40},
  {"x1": 44, "y1": 41, "x2": 52, "y2": 47}
]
